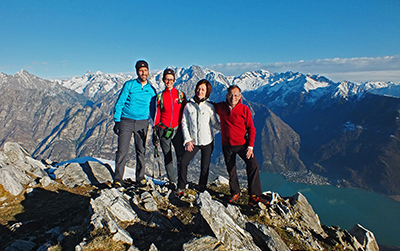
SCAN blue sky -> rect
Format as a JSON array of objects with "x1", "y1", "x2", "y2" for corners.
[{"x1": 1, "y1": 0, "x2": 399, "y2": 83}]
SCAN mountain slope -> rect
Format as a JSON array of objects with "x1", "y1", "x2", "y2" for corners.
[
  {"x1": 0, "y1": 70, "x2": 88, "y2": 154},
  {"x1": 1, "y1": 67, "x2": 400, "y2": 196}
]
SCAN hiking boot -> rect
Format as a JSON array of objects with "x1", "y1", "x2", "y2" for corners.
[
  {"x1": 166, "y1": 182, "x2": 177, "y2": 191},
  {"x1": 174, "y1": 188, "x2": 184, "y2": 196},
  {"x1": 193, "y1": 184, "x2": 206, "y2": 193},
  {"x1": 228, "y1": 193, "x2": 240, "y2": 204},
  {"x1": 248, "y1": 195, "x2": 270, "y2": 206},
  {"x1": 136, "y1": 179, "x2": 147, "y2": 187},
  {"x1": 113, "y1": 181, "x2": 125, "y2": 188}
]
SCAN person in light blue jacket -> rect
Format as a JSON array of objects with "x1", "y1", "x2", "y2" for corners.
[{"x1": 113, "y1": 60, "x2": 156, "y2": 187}]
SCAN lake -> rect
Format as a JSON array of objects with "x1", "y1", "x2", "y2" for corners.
[{"x1": 260, "y1": 172, "x2": 400, "y2": 247}]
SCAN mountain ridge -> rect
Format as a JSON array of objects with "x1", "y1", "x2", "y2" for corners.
[{"x1": 1, "y1": 67, "x2": 400, "y2": 196}]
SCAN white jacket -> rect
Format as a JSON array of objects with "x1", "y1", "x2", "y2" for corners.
[{"x1": 181, "y1": 98, "x2": 220, "y2": 146}]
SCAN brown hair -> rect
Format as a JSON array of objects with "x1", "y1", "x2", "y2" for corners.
[{"x1": 195, "y1": 79, "x2": 212, "y2": 99}]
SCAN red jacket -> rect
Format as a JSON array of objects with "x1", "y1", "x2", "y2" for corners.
[
  {"x1": 214, "y1": 100, "x2": 256, "y2": 147},
  {"x1": 155, "y1": 87, "x2": 186, "y2": 128}
]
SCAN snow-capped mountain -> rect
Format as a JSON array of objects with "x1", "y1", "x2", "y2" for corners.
[
  {"x1": 357, "y1": 81, "x2": 400, "y2": 98},
  {"x1": 54, "y1": 66, "x2": 372, "y2": 109},
  {"x1": 1, "y1": 67, "x2": 400, "y2": 197},
  {"x1": 56, "y1": 71, "x2": 132, "y2": 102}
]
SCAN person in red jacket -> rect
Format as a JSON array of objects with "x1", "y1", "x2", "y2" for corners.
[
  {"x1": 154, "y1": 68, "x2": 186, "y2": 187},
  {"x1": 214, "y1": 85, "x2": 268, "y2": 206}
]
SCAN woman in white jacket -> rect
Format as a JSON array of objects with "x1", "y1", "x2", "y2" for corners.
[{"x1": 176, "y1": 79, "x2": 220, "y2": 195}]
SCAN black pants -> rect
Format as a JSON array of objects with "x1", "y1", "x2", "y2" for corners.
[
  {"x1": 177, "y1": 141, "x2": 214, "y2": 190},
  {"x1": 222, "y1": 145, "x2": 262, "y2": 196},
  {"x1": 157, "y1": 127, "x2": 185, "y2": 184},
  {"x1": 115, "y1": 118, "x2": 148, "y2": 183}
]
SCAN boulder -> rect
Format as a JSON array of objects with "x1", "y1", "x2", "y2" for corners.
[
  {"x1": 182, "y1": 236, "x2": 221, "y2": 251},
  {"x1": 4, "y1": 239, "x2": 36, "y2": 251},
  {"x1": 246, "y1": 222, "x2": 290, "y2": 251},
  {"x1": 54, "y1": 160, "x2": 113, "y2": 187},
  {"x1": 0, "y1": 142, "x2": 50, "y2": 195},
  {"x1": 212, "y1": 175, "x2": 229, "y2": 187},
  {"x1": 3, "y1": 142, "x2": 47, "y2": 177},
  {"x1": 54, "y1": 162, "x2": 91, "y2": 187},
  {"x1": 289, "y1": 192, "x2": 325, "y2": 235},
  {"x1": 349, "y1": 224, "x2": 379, "y2": 251},
  {"x1": 196, "y1": 191, "x2": 261, "y2": 251},
  {"x1": 0, "y1": 167, "x2": 25, "y2": 196}
]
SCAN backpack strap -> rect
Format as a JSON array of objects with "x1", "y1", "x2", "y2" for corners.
[
  {"x1": 178, "y1": 90, "x2": 184, "y2": 104},
  {"x1": 158, "y1": 89, "x2": 185, "y2": 110},
  {"x1": 157, "y1": 92, "x2": 164, "y2": 110}
]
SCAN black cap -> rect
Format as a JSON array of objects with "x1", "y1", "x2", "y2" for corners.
[
  {"x1": 163, "y1": 68, "x2": 175, "y2": 78},
  {"x1": 135, "y1": 60, "x2": 149, "y2": 71}
]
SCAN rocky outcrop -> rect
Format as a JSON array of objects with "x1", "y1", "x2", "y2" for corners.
[
  {"x1": 0, "y1": 142, "x2": 381, "y2": 251},
  {"x1": 0, "y1": 142, "x2": 47, "y2": 195},
  {"x1": 197, "y1": 191, "x2": 261, "y2": 250}
]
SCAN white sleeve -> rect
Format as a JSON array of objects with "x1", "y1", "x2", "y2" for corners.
[{"x1": 181, "y1": 105, "x2": 192, "y2": 146}]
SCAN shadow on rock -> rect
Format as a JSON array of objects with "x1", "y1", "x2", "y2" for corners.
[{"x1": 1, "y1": 187, "x2": 91, "y2": 251}]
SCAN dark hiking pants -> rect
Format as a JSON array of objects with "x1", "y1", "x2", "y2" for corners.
[
  {"x1": 177, "y1": 141, "x2": 214, "y2": 190},
  {"x1": 158, "y1": 127, "x2": 185, "y2": 184},
  {"x1": 115, "y1": 118, "x2": 149, "y2": 183},
  {"x1": 222, "y1": 145, "x2": 262, "y2": 196}
]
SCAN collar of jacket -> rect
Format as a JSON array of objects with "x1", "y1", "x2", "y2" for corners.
[{"x1": 189, "y1": 97, "x2": 209, "y2": 104}]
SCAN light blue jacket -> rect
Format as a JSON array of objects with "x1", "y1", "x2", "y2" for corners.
[{"x1": 113, "y1": 79, "x2": 157, "y2": 122}]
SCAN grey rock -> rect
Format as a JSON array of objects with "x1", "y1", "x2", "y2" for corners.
[
  {"x1": 289, "y1": 192, "x2": 325, "y2": 235},
  {"x1": 212, "y1": 175, "x2": 229, "y2": 187},
  {"x1": 127, "y1": 246, "x2": 141, "y2": 251},
  {"x1": 36, "y1": 242, "x2": 53, "y2": 251},
  {"x1": 197, "y1": 191, "x2": 261, "y2": 251},
  {"x1": 0, "y1": 142, "x2": 51, "y2": 195},
  {"x1": 55, "y1": 162, "x2": 91, "y2": 187},
  {"x1": 112, "y1": 223, "x2": 133, "y2": 245},
  {"x1": 3, "y1": 142, "x2": 47, "y2": 178},
  {"x1": 40, "y1": 176, "x2": 55, "y2": 187},
  {"x1": 148, "y1": 243, "x2": 158, "y2": 251},
  {"x1": 4, "y1": 239, "x2": 36, "y2": 251},
  {"x1": 3, "y1": 142, "x2": 30, "y2": 163},
  {"x1": 141, "y1": 191, "x2": 158, "y2": 212},
  {"x1": 90, "y1": 188, "x2": 137, "y2": 245},
  {"x1": 54, "y1": 160, "x2": 113, "y2": 187},
  {"x1": 349, "y1": 224, "x2": 379, "y2": 251},
  {"x1": 146, "y1": 211, "x2": 174, "y2": 229},
  {"x1": 182, "y1": 236, "x2": 221, "y2": 251},
  {"x1": 0, "y1": 167, "x2": 25, "y2": 196},
  {"x1": 246, "y1": 222, "x2": 290, "y2": 251},
  {"x1": 83, "y1": 161, "x2": 113, "y2": 184}
]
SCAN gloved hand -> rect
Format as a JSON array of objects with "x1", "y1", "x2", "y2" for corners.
[
  {"x1": 113, "y1": 122, "x2": 121, "y2": 135},
  {"x1": 152, "y1": 126, "x2": 160, "y2": 146}
]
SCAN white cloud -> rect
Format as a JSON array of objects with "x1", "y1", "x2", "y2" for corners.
[{"x1": 206, "y1": 56, "x2": 400, "y2": 83}]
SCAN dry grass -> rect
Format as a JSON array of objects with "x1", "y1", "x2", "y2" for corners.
[
  {"x1": 0, "y1": 184, "x2": 25, "y2": 225},
  {"x1": 82, "y1": 228, "x2": 126, "y2": 251}
]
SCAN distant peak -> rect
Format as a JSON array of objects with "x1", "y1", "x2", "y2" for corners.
[{"x1": 16, "y1": 69, "x2": 30, "y2": 75}]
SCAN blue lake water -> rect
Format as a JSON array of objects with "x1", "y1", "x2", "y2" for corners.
[{"x1": 260, "y1": 172, "x2": 400, "y2": 247}]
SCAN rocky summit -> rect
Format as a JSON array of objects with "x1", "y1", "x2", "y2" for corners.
[{"x1": 0, "y1": 142, "x2": 381, "y2": 251}]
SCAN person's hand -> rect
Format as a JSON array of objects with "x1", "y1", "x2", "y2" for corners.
[
  {"x1": 246, "y1": 147, "x2": 254, "y2": 159},
  {"x1": 185, "y1": 141, "x2": 194, "y2": 152},
  {"x1": 113, "y1": 122, "x2": 121, "y2": 135}
]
